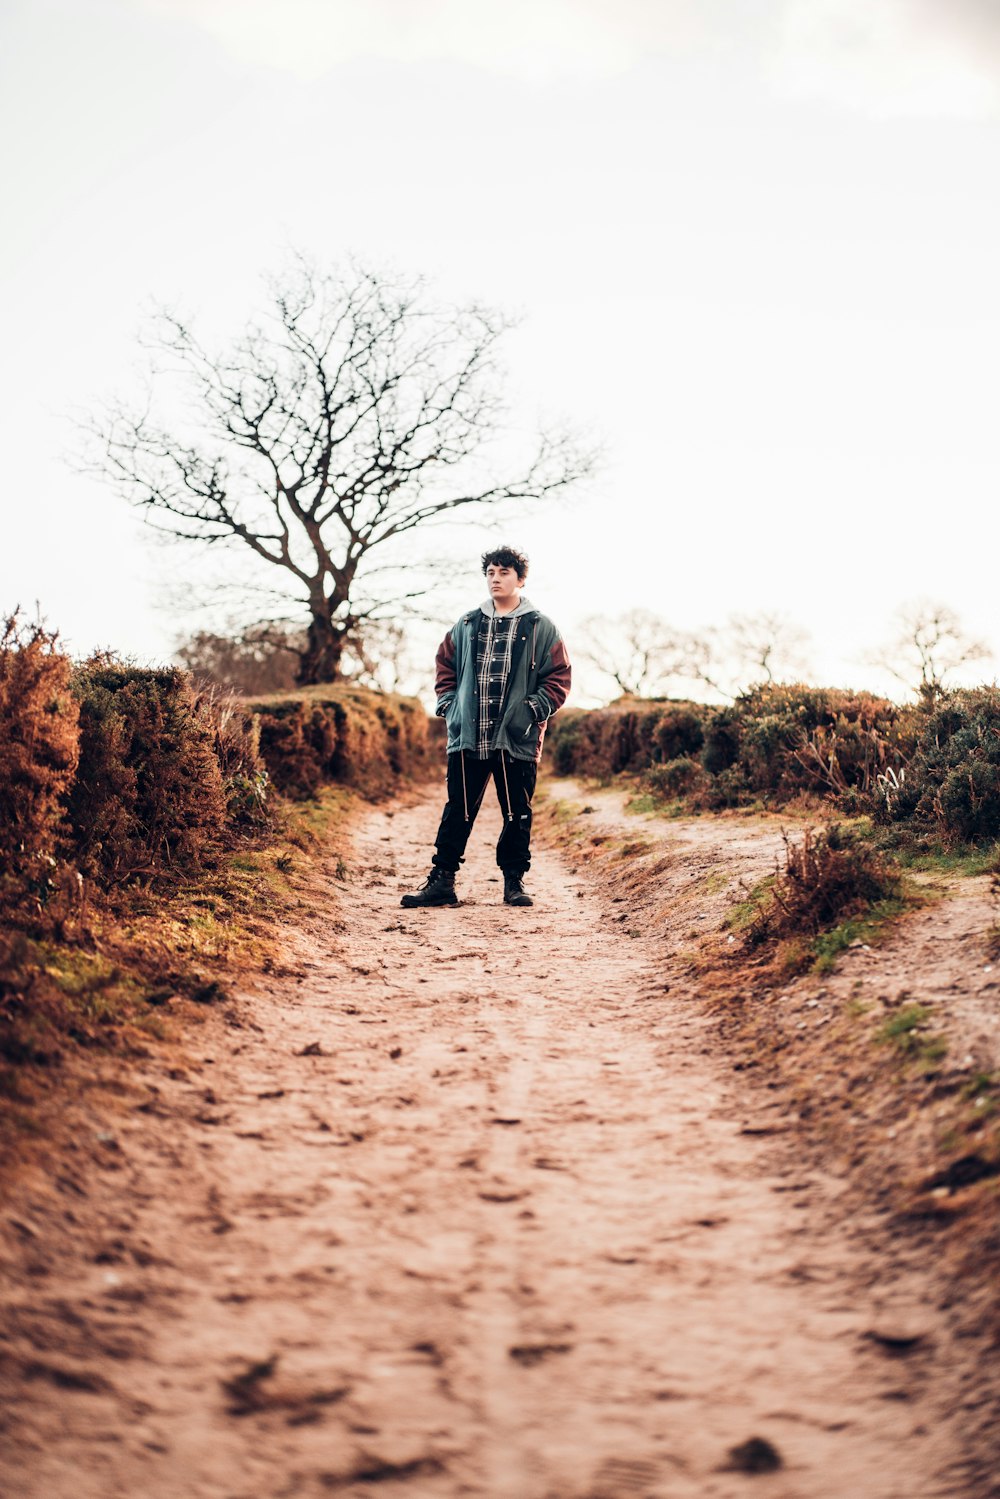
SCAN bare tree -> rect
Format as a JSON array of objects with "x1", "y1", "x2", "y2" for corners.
[
  {"x1": 176, "y1": 613, "x2": 415, "y2": 696},
  {"x1": 680, "y1": 612, "x2": 812, "y2": 700},
  {"x1": 576, "y1": 608, "x2": 813, "y2": 703},
  {"x1": 723, "y1": 611, "x2": 811, "y2": 686},
  {"x1": 85, "y1": 257, "x2": 592, "y2": 684},
  {"x1": 576, "y1": 609, "x2": 690, "y2": 699},
  {"x1": 870, "y1": 600, "x2": 992, "y2": 706},
  {"x1": 176, "y1": 621, "x2": 303, "y2": 695},
  {"x1": 674, "y1": 634, "x2": 732, "y2": 700}
]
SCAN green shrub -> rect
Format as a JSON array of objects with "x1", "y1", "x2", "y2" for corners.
[
  {"x1": 872, "y1": 687, "x2": 1000, "y2": 845},
  {"x1": 68, "y1": 659, "x2": 227, "y2": 882},
  {"x1": 696, "y1": 763, "x2": 753, "y2": 809},
  {"x1": 717, "y1": 685, "x2": 912, "y2": 801},
  {"x1": 551, "y1": 710, "x2": 586, "y2": 776},
  {"x1": 550, "y1": 684, "x2": 911, "y2": 812},
  {"x1": 646, "y1": 756, "x2": 703, "y2": 799},
  {"x1": 700, "y1": 708, "x2": 741, "y2": 776},
  {"x1": 653, "y1": 708, "x2": 705, "y2": 762}
]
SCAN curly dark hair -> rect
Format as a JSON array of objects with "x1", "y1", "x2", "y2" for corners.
[{"x1": 481, "y1": 545, "x2": 529, "y2": 581}]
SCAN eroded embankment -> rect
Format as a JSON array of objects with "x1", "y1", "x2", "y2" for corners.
[
  {"x1": 542, "y1": 776, "x2": 1000, "y2": 1480},
  {"x1": 0, "y1": 781, "x2": 996, "y2": 1498}
]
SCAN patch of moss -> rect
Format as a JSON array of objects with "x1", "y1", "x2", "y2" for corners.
[
  {"x1": 725, "y1": 875, "x2": 777, "y2": 934},
  {"x1": 40, "y1": 947, "x2": 122, "y2": 998},
  {"x1": 810, "y1": 896, "x2": 911, "y2": 974},
  {"x1": 889, "y1": 843, "x2": 1000, "y2": 877},
  {"x1": 961, "y1": 1072, "x2": 997, "y2": 1099},
  {"x1": 876, "y1": 1002, "x2": 948, "y2": 1068},
  {"x1": 877, "y1": 1002, "x2": 930, "y2": 1041}
]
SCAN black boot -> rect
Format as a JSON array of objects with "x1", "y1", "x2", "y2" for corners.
[
  {"x1": 400, "y1": 867, "x2": 458, "y2": 908},
  {"x1": 503, "y1": 871, "x2": 533, "y2": 907}
]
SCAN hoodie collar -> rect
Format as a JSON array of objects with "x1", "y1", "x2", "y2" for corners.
[{"x1": 480, "y1": 594, "x2": 535, "y2": 620}]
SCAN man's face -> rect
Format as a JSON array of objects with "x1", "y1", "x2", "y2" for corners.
[{"x1": 486, "y1": 564, "x2": 523, "y2": 599}]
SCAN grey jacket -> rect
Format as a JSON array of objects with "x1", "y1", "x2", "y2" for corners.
[{"x1": 433, "y1": 596, "x2": 572, "y2": 764}]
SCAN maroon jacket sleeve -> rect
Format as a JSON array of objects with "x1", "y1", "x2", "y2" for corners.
[
  {"x1": 531, "y1": 635, "x2": 571, "y2": 720},
  {"x1": 434, "y1": 629, "x2": 457, "y2": 708}
]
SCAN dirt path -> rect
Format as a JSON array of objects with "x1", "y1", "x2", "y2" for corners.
[{"x1": 0, "y1": 785, "x2": 980, "y2": 1498}]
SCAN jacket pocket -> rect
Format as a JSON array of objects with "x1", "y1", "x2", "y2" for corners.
[
  {"x1": 510, "y1": 699, "x2": 537, "y2": 739},
  {"x1": 443, "y1": 695, "x2": 460, "y2": 747}
]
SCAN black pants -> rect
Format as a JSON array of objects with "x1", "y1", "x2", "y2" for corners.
[{"x1": 432, "y1": 751, "x2": 537, "y2": 876}]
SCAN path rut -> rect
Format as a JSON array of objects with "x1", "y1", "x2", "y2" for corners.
[{"x1": 0, "y1": 786, "x2": 969, "y2": 1497}]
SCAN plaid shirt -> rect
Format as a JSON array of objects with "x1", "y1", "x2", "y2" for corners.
[{"x1": 475, "y1": 609, "x2": 519, "y2": 757}]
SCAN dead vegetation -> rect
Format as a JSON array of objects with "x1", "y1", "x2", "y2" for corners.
[
  {"x1": 67, "y1": 659, "x2": 230, "y2": 884},
  {"x1": 742, "y1": 824, "x2": 906, "y2": 962},
  {"x1": 247, "y1": 684, "x2": 431, "y2": 799}
]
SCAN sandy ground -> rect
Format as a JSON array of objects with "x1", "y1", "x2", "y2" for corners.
[
  {"x1": 547, "y1": 776, "x2": 1000, "y2": 1079},
  {"x1": 0, "y1": 782, "x2": 993, "y2": 1498}
]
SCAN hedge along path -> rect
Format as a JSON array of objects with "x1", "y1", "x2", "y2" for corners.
[{"x1": 0, "y1": 785, "x2": 976, "y2": 1498}]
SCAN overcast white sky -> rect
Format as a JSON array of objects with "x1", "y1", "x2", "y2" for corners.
[{"x1": 2, "y1": 0, "x2": 998, "y2": 702}]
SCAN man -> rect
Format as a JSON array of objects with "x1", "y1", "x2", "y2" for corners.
[{"x1": 401, "y1": 545, "x2": 571, "y2": 909}]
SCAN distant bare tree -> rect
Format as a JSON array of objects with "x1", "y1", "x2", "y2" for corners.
[
  {"x1": 871, "y1": 600, "x2": 992, "y2": 706},
  {"x1": 177, "y1": 614, "x2": 417, "y2": 697},
  {"x1": 675, "y1": 635, "x2": 731, "y2": 699},
  {"x1": 576, "y1": 608, "x2": 813, "y2": 703},
  {"x1": 176, "y1": 622, "x2": 302, "y2": 695},
  {"x1": 340, "y1": 619, "x2": 414, "y2": 694},
  {"x1": 682, "y1": 612, "x2": 812, "y2": 699},
  {"x1": 576, "y1": 609, "x2": 689, "y2": 699},
  {"x1": 85, "y1": 256, "x2": 593, "y2": 685},
  {"x1": 724, "y1": 611, "x2": 811, "y2": 685}
]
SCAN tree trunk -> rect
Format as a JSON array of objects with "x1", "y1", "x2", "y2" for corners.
[{"x1": 296, "y1": 610, "x2": 347, "y2": 686}]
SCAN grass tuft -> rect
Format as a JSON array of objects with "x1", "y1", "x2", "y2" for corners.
[
  {"x1": 810, "y1": 897, "x2": 911, "y2": 974},
  {"x1": 876, "y1": 1002, "x2": 948, "y2": 1067}
]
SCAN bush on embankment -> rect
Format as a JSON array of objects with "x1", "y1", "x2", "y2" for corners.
[
  {"x1": 551, "y1": 685, "x2": 915, "y2": 805},
  {"x1": 549, "y1": 683, "x2": 1000, "y2": 847},
  {"x1": 67, "y1": 660, "x2": 231, "y2": 884},
  {"x1": 698, "y1": 684, "x2": 919, "y2": 808},
  {"x1": 871, "y1": 687, "x2": 1000, "y2": 846},
  {"x1": 0, "y1": 616, "x2": 80, "y2": 908},
  {"x1": 246, "y1": 684, "x2": 430, "y2": 799},
  {"x1": 0, "y1": 626, "x2": 432, "y2": 1130},
  {"x1": 1, "y1": 642, "x2": 431, "y2": 905},
  {"x1": 741, "y1": 824, "x2": 904, "y2": 962}
]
